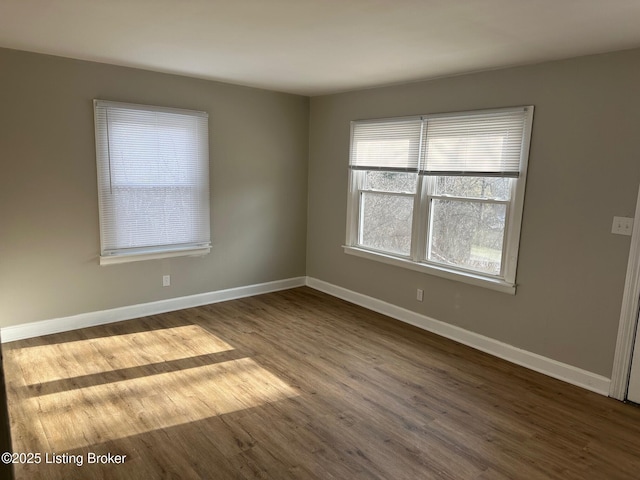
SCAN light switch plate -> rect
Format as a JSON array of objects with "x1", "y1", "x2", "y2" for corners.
[{"x1": 612, "y1": 216, "x2": 634, "y2": 236}]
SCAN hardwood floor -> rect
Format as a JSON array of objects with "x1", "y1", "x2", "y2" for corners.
[{"x1": 3, "y1": 286, "x2": 640, "y2": 479}]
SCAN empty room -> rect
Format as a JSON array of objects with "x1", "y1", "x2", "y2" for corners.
[{"x1": 2, "y1": 1, "x2": 640, "y2": 479}]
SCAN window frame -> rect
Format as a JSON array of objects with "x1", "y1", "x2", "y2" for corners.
[
  {"x1": 94, "y1": 100, "x2": 211, "y2": 266},
  {"x1": 344, "y1": 106, "x2": 534, "y2": 294}
]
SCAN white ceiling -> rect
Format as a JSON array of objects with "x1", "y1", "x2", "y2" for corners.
[{"x1": 1, "y1": 0, "x2": 640, "y2": 96}]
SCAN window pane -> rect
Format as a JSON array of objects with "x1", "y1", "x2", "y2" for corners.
[
  {"x1": 109, "y1": 122, "x2": 200, "y2": 187},
  {"x1": 365, "y1": 171, "x2": 417, "y2": 193},
  {"x1": 360, "y1": 192, "x2": 413, "y2": 256},
  {"x1": 434, "y1": 176, "x2": 511, "y2": 200},
  {"x1": 428, "y1": 199, "x2": 506, "y2": 275},
  {"x1": 111, "y1": 186, "x2": 208, "y2": 249}
]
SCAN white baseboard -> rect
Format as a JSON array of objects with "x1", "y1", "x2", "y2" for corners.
[
  {"x1": 1, "y1": 277, "x2": 306, "y2": 343},
  {"x1": 306, "y1": 277, "x2": 611, "y2": 396}
]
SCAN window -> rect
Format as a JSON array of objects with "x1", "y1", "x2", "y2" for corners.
[
  {"x1": 94, "y1": 100, "x2": 211, "y2": 265},
  {"x1": 345, "y1": 107, "x2": 533, "y2": 293}
]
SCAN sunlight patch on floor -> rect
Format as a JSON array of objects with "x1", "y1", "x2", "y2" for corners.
[
  {"x1": 5, "y1": 325, "x2": 298, "y2": 452},
  {"x1": 24, "y1": 357, "x2": 297, "y2": 451},
  {"x1": 12, "y1": 325, "x2": 234, "y2": 384}
]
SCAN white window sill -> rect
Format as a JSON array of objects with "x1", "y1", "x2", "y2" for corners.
[
  {"x1": 100, "y1": 246, "x2": 211, "y2": 266},
  {"x1": 343, "y1": 246, "x2": 516, "y2": 295}
]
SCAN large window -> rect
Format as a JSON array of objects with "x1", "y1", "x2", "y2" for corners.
[
  {"x1": 345, "y1": 107, "x2": 533, "y2": 293},
  {"x1": 94, "y1": 100, "x2": 211, "y2": 265}
]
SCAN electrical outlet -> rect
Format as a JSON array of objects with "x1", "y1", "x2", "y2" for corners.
[
  {"x1": 162, "y1": 275, "x2": 171, "y2": 287},
  {"x1": 416, "y1": 288, "x2": 423, "y2": 302},
  {"x1": 612, "y1": 216, "x2": 634, "y2": 236}
]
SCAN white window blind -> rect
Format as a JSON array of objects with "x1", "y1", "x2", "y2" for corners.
[
  {"x1": 94, "y1": 100, "x2": 210, "y2": 265},
  {"x1": 422, "y1": 109, "x2": 529, "y2": 177},
  {"x1": 350, "y1": 119, "x2": 422, "y2": 172}
]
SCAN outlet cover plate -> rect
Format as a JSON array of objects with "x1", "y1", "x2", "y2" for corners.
[{"x1": 612, "y1": 216, "x2": 634, "y2": 236}]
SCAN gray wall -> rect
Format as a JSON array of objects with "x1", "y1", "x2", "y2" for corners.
[
  {"x1": 0, "y1": 48, "x2": 309, "y2": 327},
  {"x1": 307, "y1": 48, "x2": 640, "y2": 377},
  {"x1": 2, "y1": 45, "x2": 639, "y2": 379}
]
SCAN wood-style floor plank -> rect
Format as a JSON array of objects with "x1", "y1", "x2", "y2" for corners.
[{"x1": 3, "y1": 286, "x2": 640, "y2": 479}]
